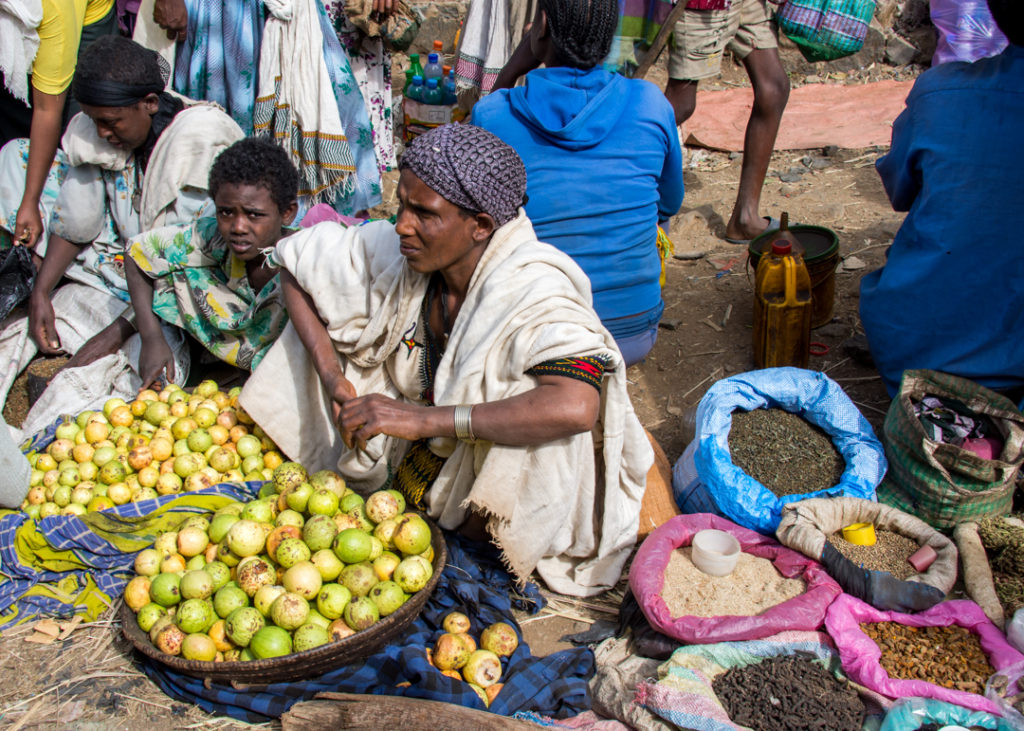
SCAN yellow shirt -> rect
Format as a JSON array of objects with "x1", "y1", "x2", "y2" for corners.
[{"x1": 31, "y1": 0, "x2": 116, "y2": 95}]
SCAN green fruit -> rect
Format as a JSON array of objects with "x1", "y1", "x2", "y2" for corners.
[
  {"x1": 224, "y1": 606, "x2": 265, "y2": 647},
  {"x1": 343, "y1": 595, "x2": 379, "y2": 631},
  {"x1": 208, "y1": 513, "x2": 239, "y2": 543},
  {"x1": 149, "y1": 572, "x2": 182, "y2": 607},
  {"x1": 136, "y1": 602, "x2": 167, "y2": 633},
  {"x1": 275, "y1": 537, "x2": 311, "y2": 569},
  {"x1": 302, "y1": 515, "x2": 338, "y2": 552},
  {"x1": 273, "y1": 462, "x2": 308, "y2": 494},
  {"x1": 250, "y1": 625, "x2": 292, "y2": 659},
  {"x1": 175, "y1": 598, "x2": 216, "y2": 634},
  {"x1": 316, "y1": 583, "x2": 352, "y2": 620},
  {"x1": 369, "y1": 580, "x2": 408, "y2": 616},
  {"x1": 205, "y1": 561, "x2": 231, "y2": 591},
  {"x1": 213, "y1": 584, "x2": 249, "y2": 618},
  {"x1": 333, "y1": 528, "x2": 373, "y2": 564},
  {"x1": 306, "y1": 489, "x2": 339, "y2": 517},
  {"x1": 180, "y1": 569, "x2": 215, "y2": 600},
  {"x1": 292, "y1": 623, "x2": 330, "y2": 652}
]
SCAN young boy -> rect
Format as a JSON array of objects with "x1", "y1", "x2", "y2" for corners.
[{"x1": 125, "y1": 137, "x2": 299, "y2": 387}]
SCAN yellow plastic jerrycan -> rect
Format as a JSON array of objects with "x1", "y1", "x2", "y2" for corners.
[{"x1": 753, "y1": 213, "x2": 812, "y2": 368}]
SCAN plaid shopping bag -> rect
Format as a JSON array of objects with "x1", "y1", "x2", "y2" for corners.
[
  {"x1": 776, "y1": 0, "x2": 876, "y2": 62},
  {"x1": 877, "y1": 370, "x2": 1024, "y2": 529}
]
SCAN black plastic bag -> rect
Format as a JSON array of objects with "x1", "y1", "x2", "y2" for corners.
[{"x1": 0, "y1": 244, "x2": 35, "y2": 321}]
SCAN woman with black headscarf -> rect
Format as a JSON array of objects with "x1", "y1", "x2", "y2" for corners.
[{"x1": 242, "y1": 123, "x2": 653, "y2": 597}]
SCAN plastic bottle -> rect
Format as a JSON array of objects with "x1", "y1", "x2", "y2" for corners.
[
  {"x1": 402, "y1": 68, "x2": 415, "y2": 95},
  {"x1": 752, "y1": 213, "x2": 812, "y2": 369},
  {"x1": 433, "y1": 39, "x2": 444, "y2": 55},
  {"x1": 931, "y1": 0, "x2": 1008, "y2": 65},
  {"x1": 423, "y1": 53, "x2": 443, "y2": 82},
  {"x1": 406, "y1": 75, "x2": 425, "y2": 103},
  {"x1": 423, "y1": 77, "x2": 442, "y2": 105},
  {"x1": 408, "y1": 53, "x2": 424, "y2": 81},
  {"x1": 442, "y1": 70, "x2": 458, "y2": 105}
]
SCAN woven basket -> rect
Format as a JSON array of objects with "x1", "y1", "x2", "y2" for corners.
[{"x1": 121, "y1": 518, "x2": 447, "y2": 685}]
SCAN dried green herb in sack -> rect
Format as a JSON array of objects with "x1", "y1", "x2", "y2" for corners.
[
  {"x1": 825, "y1": 530, "x2": 920, "y2": 580},
  {"x1": 713, "y1": 655, "x2": 864, "y2": 731},
  {"x1": 977, "y1": 517, "x2": 1024, "y2": 616},
  {"x1": 729, "y1": 408, "x2": 845, "y2": 497}
]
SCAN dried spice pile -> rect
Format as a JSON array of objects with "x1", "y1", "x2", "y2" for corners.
[
  {"x1": 861, "y1": 622, "x2": 995, "y2": 694},
  {"x1": 826, "y1": 529, "x2": 920, "y2": 580},
  {"x1": 729, "y1": 408, "x2": 845, "y2": 497},
  {"x1": 713, "y1": 655, "x2": 864, "y2": 731},
  {"x1": 977, "y1": 517, "x2": 1024, "y2": 617},
  {"x1": 660, "y1": 548, "x2": 805, "y2": 618}
]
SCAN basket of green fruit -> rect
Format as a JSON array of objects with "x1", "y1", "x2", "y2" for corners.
[{"x1": 119, "y1": 461, "x2": 446, "y2": 683}]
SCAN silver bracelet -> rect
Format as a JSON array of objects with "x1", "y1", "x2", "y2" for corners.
[{"x1": 453, "y1": 405, "x2": 476, "y2": 442}]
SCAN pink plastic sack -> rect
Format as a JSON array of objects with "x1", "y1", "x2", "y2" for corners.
[
  {"x1": 629, "y1": 513, "x2": 842, "y2": 644},
  {"x1": 825, "y1": 594, "x2": 1024, "y2": 714}
]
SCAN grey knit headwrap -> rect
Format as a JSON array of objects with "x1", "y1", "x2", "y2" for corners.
[{"x1": 400, "y1": 124, "x2": 527, "y2": 227}]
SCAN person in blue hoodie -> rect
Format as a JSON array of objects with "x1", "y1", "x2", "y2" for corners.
[
  {"x1": 471, "y1": 0, "x2": 683, "y2": 366},
  {"x1": 859, "y1": 0, "x2": 1024, "y2": 397}
]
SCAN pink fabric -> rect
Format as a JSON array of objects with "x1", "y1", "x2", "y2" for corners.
[
  {"x1": 684, "y1": 80, "x2": 914, "y2": 152},
  {"x1": 824, "y1": 594, "x2": 1024, "y2": 714},
  {"x1": 629, "y1": 513, "x2": 842, "y2": 644},
  {"x1": 300, "y1": 203, "x2": 365, "y2": 229}
]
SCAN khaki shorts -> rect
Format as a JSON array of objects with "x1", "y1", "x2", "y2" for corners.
[{"x1": 668, "y1": 0, "x2": 778, "y2": 81}]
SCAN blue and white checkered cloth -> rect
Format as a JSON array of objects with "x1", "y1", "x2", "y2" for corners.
[{"x1": 142, "y1": 535, "x2": 596, "y2": 722}]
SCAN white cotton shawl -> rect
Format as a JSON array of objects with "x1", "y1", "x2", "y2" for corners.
[
  {"x1": 241, "y1": 212, "x2": 653, "y2": 596},
  {"x1": 0, "y1": 0, "x2": 42, "y2": 104},
  {"x1": 61, "y1": 104, "x2": 243, "y2": 230}
]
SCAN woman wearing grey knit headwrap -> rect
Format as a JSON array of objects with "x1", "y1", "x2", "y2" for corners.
[{"x1": 263, "y1": 122, "x2": 651, "y2": 595}]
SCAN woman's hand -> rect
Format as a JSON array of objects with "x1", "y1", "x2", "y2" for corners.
[
  {"x1": 338, "y1": 394, "x2": 434, "y2": 450},
  {"x1": 372, "y1": 0, "x2": 394, "y2": 18},
  {"x1": 28, "y1": 293, "x2": 62, "y2": 354},
  {"x1": 137, "y1": 334, "x2": 175, "y2": 389},
  {"x1": 153, "y1": 0, "x2": 188, "y2": 41},
  {"x1": 14, "y1": 202, "x2": 43, "y2": 248}
]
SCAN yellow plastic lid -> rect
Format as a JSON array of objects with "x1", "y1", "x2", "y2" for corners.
[{"x1": 842, "y1": 522, "x2": 877, "y2": 546}]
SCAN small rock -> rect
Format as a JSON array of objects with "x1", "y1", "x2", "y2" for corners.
[
  {"x1": 672, "y1": 250, "x2": 706, "y2": 261},
  {"x1": 842, "y1": 256, "x2": 866, "y2": 270},
  {"x1": 823, "y1": 145, "x2": 840, "y2": 158},
  {"x1": 659, "y1": 318, "x2": 682, "y2": 331},
  {"x1": 885, "y1": 35, "x2": 917, "y2": 66},
  {"x1": 729, "y1": 151, "x2": 742, "y2": 160},
  {"x1": 779, "y1": 184, "x2": 797, "y2": 197},
  {"x1": 803, "y1": 74, "x2": 820, "y2": 84},
  {"x1": 778, "y1": 169, "x2": 804, "y2": 183}
]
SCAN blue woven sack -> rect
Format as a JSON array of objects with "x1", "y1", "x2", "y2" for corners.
[
  {"x1": 671, "y1": 368, "x2": 887, "y2": 534},
  {"x1": 776, "y1": 0, "x2": 876, "y2": 62}
]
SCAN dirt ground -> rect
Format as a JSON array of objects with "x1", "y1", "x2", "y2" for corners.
[{"x1": 0, "y1": 53, "x2": 910, "y2": 728}]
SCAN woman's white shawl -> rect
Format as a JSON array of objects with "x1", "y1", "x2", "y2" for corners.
[{"x1": 241, "y1": 212, "x2": 652, "y2": 596}]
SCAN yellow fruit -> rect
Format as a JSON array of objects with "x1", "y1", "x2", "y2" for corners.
[
  {"x1": 150, "y1": 438, "x2": 173, "y2": 462},
  {"x1": 109, "y1": 405, "x2": 133, "y2": 427},
  {"x1": 263, "y1": 451, "x2": 283, "y2": 471},
  {"x1": 130, "y1": 399, "x2": 149, "y2": 418},
  {"x1": 170, "y1": 401, "x2": 190, "y2": 418},
  {"x1": 84, "y1": 421, "x2": 110, "y2": 444},
  {"x1": 72, "y1": 443, "x2": 95, "y2": 464}
]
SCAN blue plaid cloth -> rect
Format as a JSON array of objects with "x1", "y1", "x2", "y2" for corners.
[
  {"x1": 0, "y1": 415, "x2": 262, "y2": 630},
  {"x1": 142, "y1": 535, "x2": 596, "y2": 722},
  {"x1": 0, "y1": 482, "x2": 262, "y2": 631}
]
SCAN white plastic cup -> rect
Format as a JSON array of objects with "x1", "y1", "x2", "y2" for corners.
[{"x1": 691, "y1": 529, "x2": 741, "y2": 577}]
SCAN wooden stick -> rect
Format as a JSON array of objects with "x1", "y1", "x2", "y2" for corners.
[
  {"x1": 634, "y1": 0, "x2": 690, "y2": 79},
  {"x1": 282, "y1": 692, "x2": 538, "y2": 730}
]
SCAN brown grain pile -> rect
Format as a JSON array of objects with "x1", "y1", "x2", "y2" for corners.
[
  {"x1": 729, "y1": 408, "x2": 845, "y2": 497},
  {"x1": 660, "y1": 547, "x2": 805, "y2": 618},
  {"x1": 826, "y1": 529, "x2": 920, "y2": 579},
  {"x1": 861, "y1": 622, "x2": 994, "y2": 694}
]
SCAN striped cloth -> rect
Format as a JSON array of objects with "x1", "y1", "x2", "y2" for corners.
[
  {"x1": 637, "y1": 631, "x2": 843, "y2": 731},
  {"x1": 0, "y1": 418, "x2": 262, "y2": 631},
  {"x1": 141, "y1": 534, "x2": 596, "y2": 723}
]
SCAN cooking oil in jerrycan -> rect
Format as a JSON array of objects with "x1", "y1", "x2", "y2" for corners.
[{"x1": 752, "y1": 213, "x2": 812, "y2": 368}]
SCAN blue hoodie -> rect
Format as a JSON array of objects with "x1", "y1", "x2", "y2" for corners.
[{"x1": 472, "y1": 67, "x2": 683, "y2": 337}]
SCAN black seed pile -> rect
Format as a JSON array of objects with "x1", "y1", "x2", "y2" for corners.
[{"x1": 712, "y1": 655, "x2": 865, "y2": 731}]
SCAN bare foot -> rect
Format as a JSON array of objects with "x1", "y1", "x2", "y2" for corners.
[{"x1": 724, "y1": 215, "x2": 773, "y2": 242}]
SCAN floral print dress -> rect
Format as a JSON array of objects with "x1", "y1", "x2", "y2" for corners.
[{"x1": 324, "y1": 0, "x2": 397, "y2": 175}]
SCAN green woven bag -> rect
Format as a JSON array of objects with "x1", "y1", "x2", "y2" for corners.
[
  {"x1": 877, "y1": 369, "x2": 1024, "y2": 529},
  {"x1": 776, "y1": 0, "x2": 877, "y2": 63}
]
